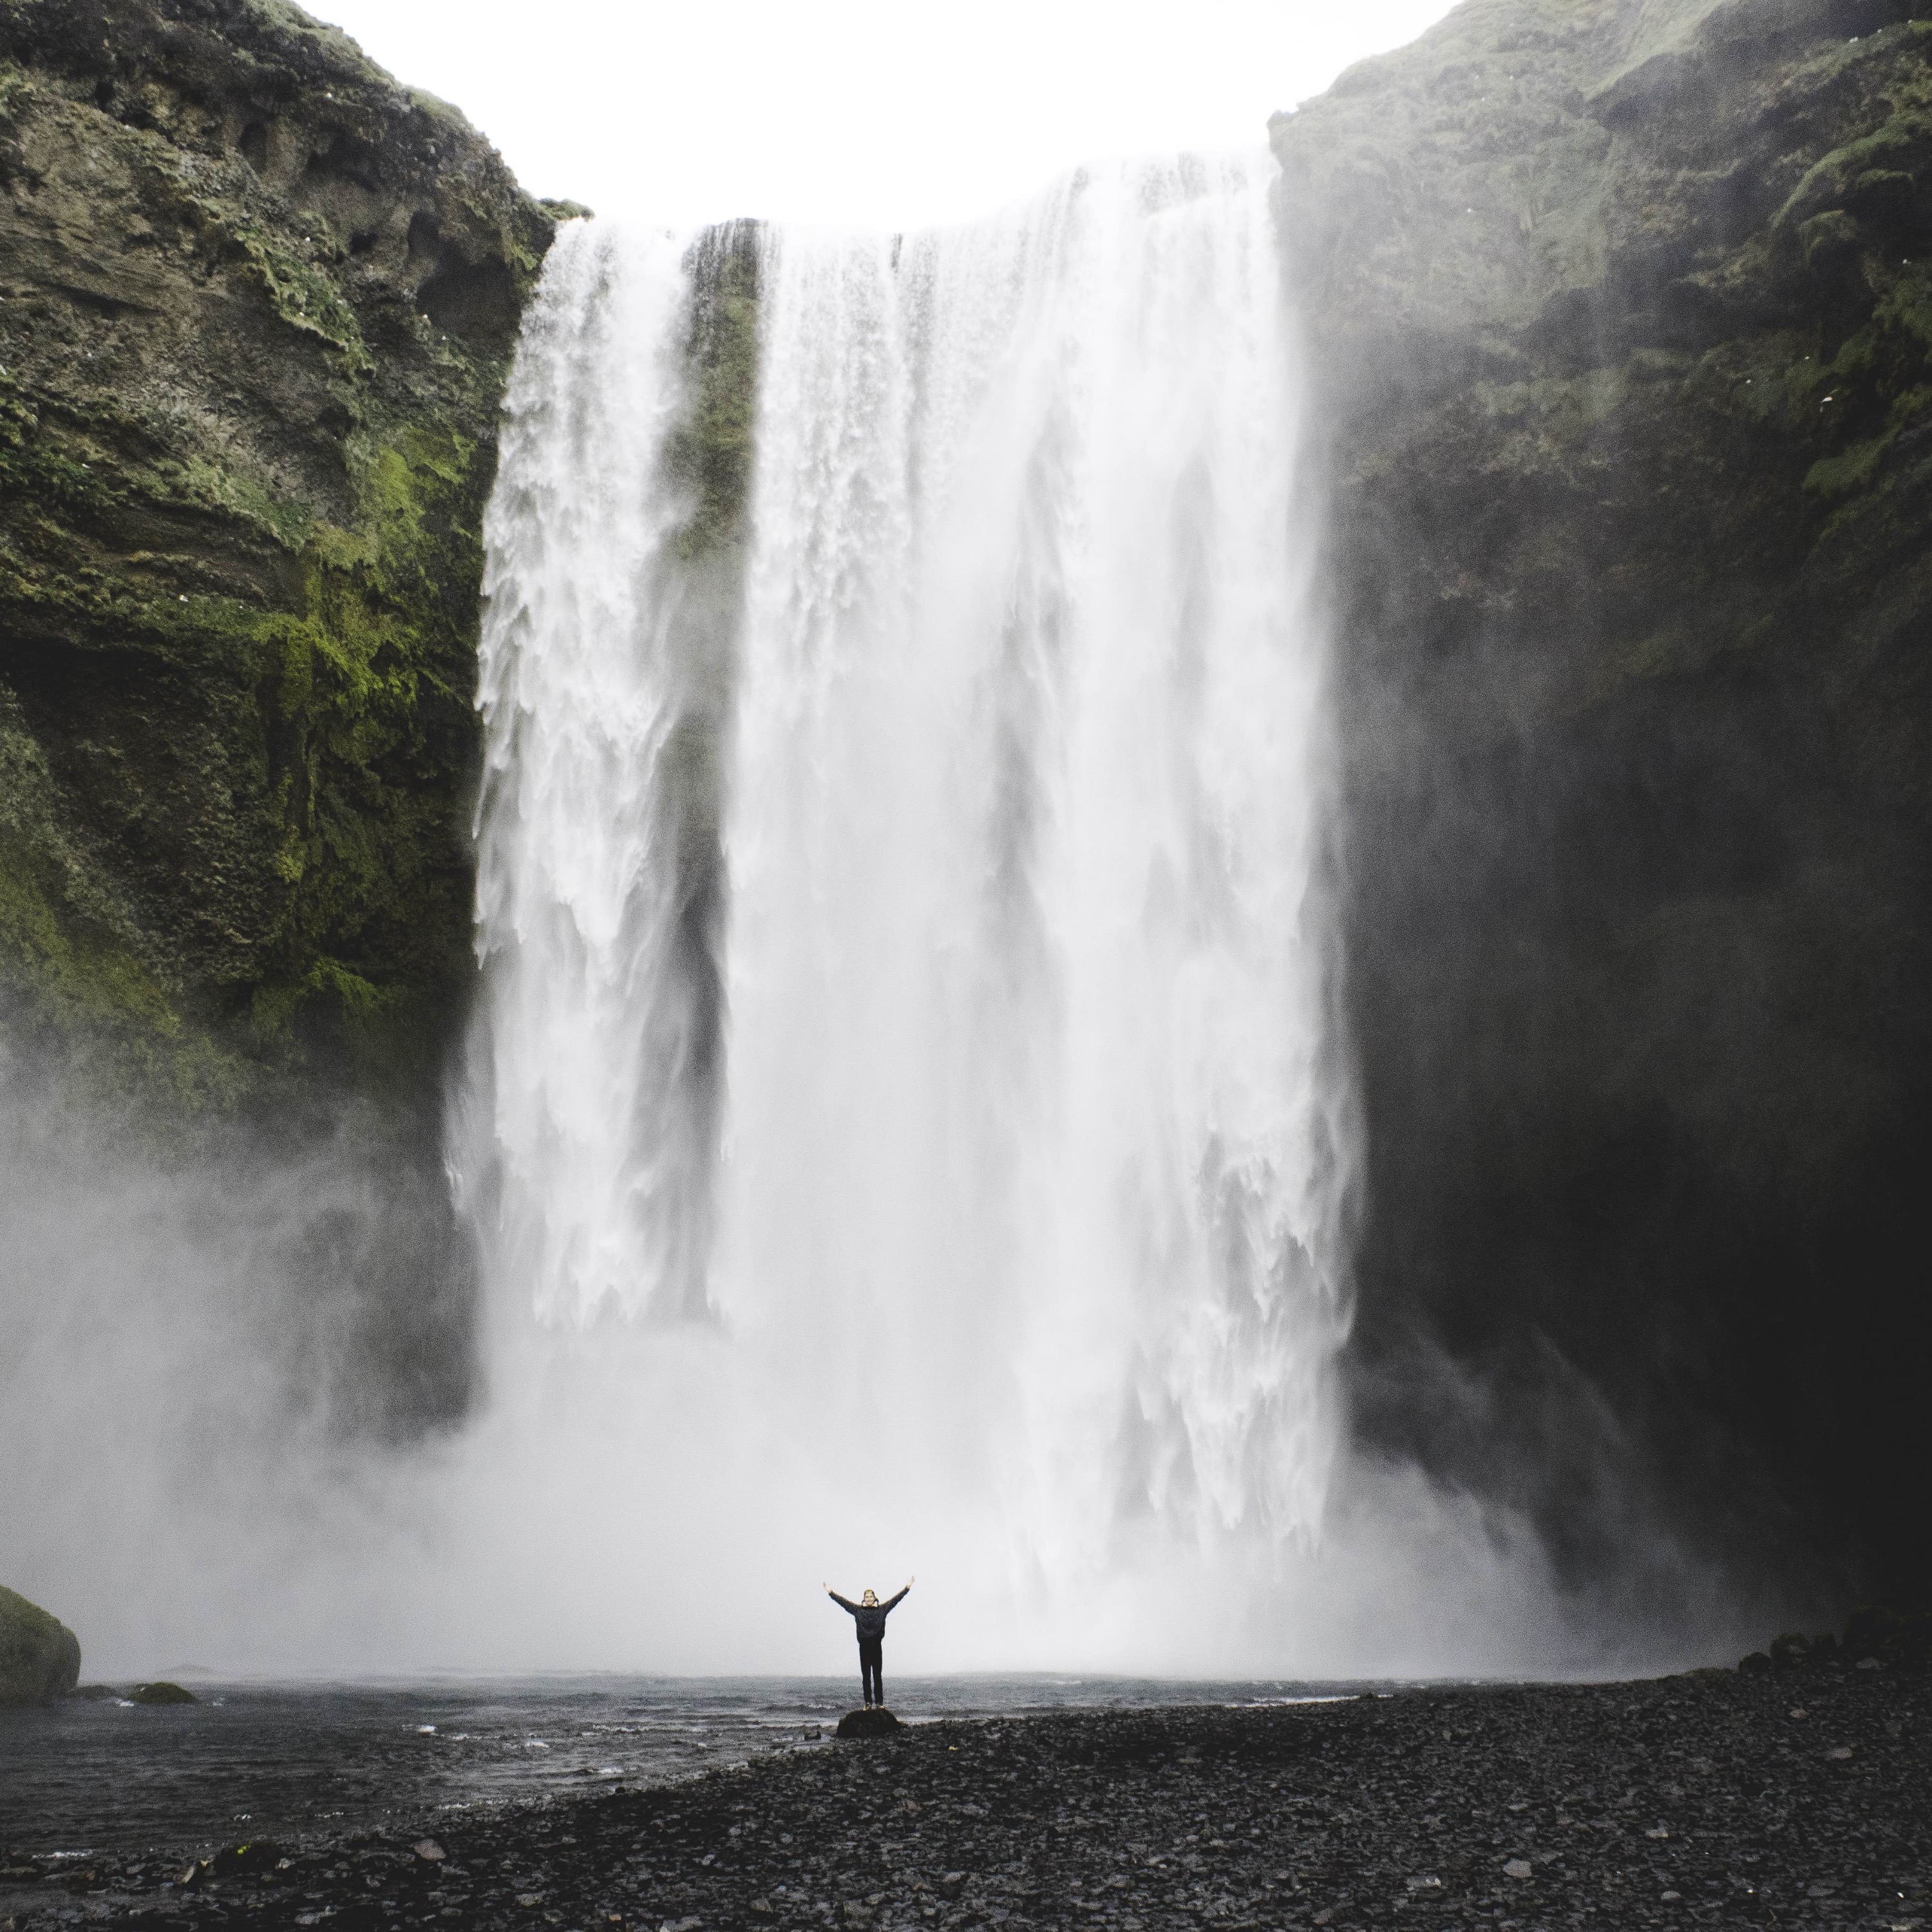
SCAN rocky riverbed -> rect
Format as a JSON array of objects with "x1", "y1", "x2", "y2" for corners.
[{"x1": 1, "y1": 1661, "x2": 1924, "y2": 1931}]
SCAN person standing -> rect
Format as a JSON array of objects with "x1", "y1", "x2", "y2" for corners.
[{"x1": 824, "y1": 1577, "x2": 912, "y2": 1709}]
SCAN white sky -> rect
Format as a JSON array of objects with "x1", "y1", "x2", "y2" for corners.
[{"x1": 306, "y1": 0, "x2": 1457, "y2": 231}]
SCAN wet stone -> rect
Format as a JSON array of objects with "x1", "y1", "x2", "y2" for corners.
[
  {"x1": 836, "y1": 1708, "x2": 905, "y2": 1740},
  {"x1": 0, "y1": 1669, "x2": 1924, "y2": 1931}
]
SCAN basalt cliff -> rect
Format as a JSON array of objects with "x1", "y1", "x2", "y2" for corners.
[
  {"x1": 0, "y1": 0, "x2": 560, "y2": 1113},
  {"x1": 1274, "y1": 0, "x2": 1932, "y2": 1606}
]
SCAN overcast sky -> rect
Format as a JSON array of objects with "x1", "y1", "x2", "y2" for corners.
[{"x1": 307, "y1": 0, "x2": 1457, "y2": 231}]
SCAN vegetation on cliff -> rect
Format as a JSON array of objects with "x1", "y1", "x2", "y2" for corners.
[
  {"x1": 0, "y1": 0, "x2": 560, "y2": 1113},
  {"x1": 0, "y1": 1581, "x2": 80, "y2": 1703},
  {"x1": 1276, "y1": 0, "x2": 1932, "y2": 1602}
]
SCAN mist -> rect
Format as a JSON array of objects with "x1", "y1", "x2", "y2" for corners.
[
  {"x1": 0, "y1": 162, "x2": 1787, "y2": 1685},
  {"x1": 0, "y1": 1030, "x2": 1771, "y2": 1680}
]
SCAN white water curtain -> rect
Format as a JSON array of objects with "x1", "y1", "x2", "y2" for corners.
[{"x1": 461, "y1": 158, "x2": 1353, "y2": 1656}]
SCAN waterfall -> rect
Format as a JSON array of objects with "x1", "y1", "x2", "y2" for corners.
[
  {"x1": 462, "y1": 155, "x2": 1353, "y2": 1657},
  {"x1": 469, "y1": 223, "x2": 737, "y2": 1325}
]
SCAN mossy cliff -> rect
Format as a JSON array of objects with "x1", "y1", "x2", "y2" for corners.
[
  {"x1": 1276, "y1": 0, "x2": 1932, "y2": 1602},
  {"x1": 0, "y1": 0, "x2": 563, "y2": 1113},
  {"x1": 0, "y1": 1580, "x2": 80, "y2": 1702}
]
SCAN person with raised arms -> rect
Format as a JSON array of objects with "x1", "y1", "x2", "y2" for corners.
[{"x1": 824, "y1": 1577, "x2": 913, "y2": 1710}]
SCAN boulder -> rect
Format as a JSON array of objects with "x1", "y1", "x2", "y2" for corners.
[
  {"x1": 1840, "y1": 1605, "x2": 1932, "y2": 1674},
  {"x1": 210, "y1": 1841, "x2": 282, "y2": 1875},
  {"x1": 131, "y1": 1681, "x2": 198, "y2": 1705},
  {"x1": 835, "y1": 1707, "x2": 904, "y2": 1739},
  {"x1": 1742, "y1": 1608, "x2": 1931, "y2": 1678},
  {"x1": 0, "y1": 1584, "x2": 81, "y2": 1704}
]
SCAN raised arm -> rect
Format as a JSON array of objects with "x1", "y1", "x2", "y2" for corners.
[
  {"x1": 827, "y1": 1588, "x2": 860, "y2": 1616},
  {"x1": 881, "y1": 1582, "x2": 911, "y2": 1613}
]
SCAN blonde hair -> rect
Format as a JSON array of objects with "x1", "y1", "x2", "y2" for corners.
[{"x1": 861, "y1": 1588, "x2": 878, "y2": 1604}]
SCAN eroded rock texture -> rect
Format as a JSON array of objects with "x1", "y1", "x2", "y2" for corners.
[
  {"x1": 1277, "y1": 0, "x2": 1932, "y2": 1605},
  {"x1": 0, "y1": 0, "x2": 560, "y2": 1110}
]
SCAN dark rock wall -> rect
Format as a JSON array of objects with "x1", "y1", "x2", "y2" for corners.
[
  {"x1": 0, "y1": 0, "x2": 559, "y2": 1114},
  {"x1": 1276, "y1": 0, "x2": 1932, "y2": 1605},
  {"x1": 0, "y1": 0, "x2": 569, "y2": 1442}
]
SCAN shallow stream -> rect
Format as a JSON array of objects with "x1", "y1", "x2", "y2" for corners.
[{"x1": 0, "y1": 1676, "x2": 1376, "y2": 1858}]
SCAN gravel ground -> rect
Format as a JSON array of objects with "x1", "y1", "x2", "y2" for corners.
[{"x1": 3, "y1": 1660, "x2": 1924, "y2": 1931}]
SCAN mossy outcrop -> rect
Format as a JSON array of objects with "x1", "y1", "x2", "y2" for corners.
[
  {"x1": 0, "y1": 0, "x2": 560, "y2": 1112},
  {"x1": 654, "y1": 219, "x2": 761, "y2": 1297},
  {"x1": 1276, "y1": 0, "x2": 1932, "y2": 1602},
  {"x1": 0, "y1": 1582, "x2": 80, "y2": 1702},
  {"x1": 131, "y1": 1678, "x2": 198, "y2": 1702}
]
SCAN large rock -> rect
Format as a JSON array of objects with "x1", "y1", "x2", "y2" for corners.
[
  {"x1": 131, "y1": 1680, "x2": 198, "y2": 1704},
  {"x1": 835, "y1": 1707, "x2": 904, "y2": 1739},
  {"x1": 1276, "y1": 0, "x2": 1932, "y2": 1604},
  {"x1": 0, "y1": 1583, "x2": 80, "y2": 1703}
]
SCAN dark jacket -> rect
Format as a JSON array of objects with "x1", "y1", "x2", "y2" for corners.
[{"x1": 829, "y1": 1589, "x2": 907, "y2": 1643}]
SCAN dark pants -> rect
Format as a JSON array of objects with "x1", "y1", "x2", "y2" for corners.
[{"x1": 859, "y1": 1638, "x2": 884, "y2": 1707}]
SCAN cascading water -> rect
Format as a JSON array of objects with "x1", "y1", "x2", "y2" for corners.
[
  {"x1": 467, "y1": 224, "x2": 736, "y2": 1325},
  {"x1": 457, "y1": 155, "x2": 1357, "y2": 1667}
]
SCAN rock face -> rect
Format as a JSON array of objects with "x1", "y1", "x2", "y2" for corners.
[
  {"x1": 1275, "y1": 0, "x2": 1932, "y2": 1602},
  {"x1": 0, "y1": 0, "x2": 559, "y2": 1109},
  {"x1": 0, "y1": 1582, "x2": 80, "y2": 1702}
]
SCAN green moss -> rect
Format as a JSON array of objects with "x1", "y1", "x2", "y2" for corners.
[
  {"x1": 0, "y1": 367, "x2": 318, "y2": 563},
  {"x1": 1776, "y1": 107, "x2": 1932, "y2": 233},
  {"x1": 216, "y1": 425, "x2": 491, "y2": 1090},
  {"x1": 129, "y1": 1681, "x2": 196, "y2": 1705},
  {"x1": 1461, "y1": 365, "x2": 1629, "y2": 481},
  {"x1": 0, "y1": 0, "x2": 560, "y2": 1125},
  {"x1": 1582, "y1": 606, "x2": 1780, "y2": 713},
  {"x1": 1795, "y1": 261, "x2": 1932, "y2": 527},
  {"x1": 1693, "y1": 332, "x2": 1826, "y2": 431},
  {"x1": 0, "y1": 58, "x2": 32, "y2": 123},
  {"x1": 1586, "y1": 0, "x2": 1730, "y2": 97},
  {"x1": 249, "y1": 952, "x2": 415, "y2": 1091},
  {"x1": 1870, "y1": 261, "x2": 1932, "y2": 355},
  {"x1": 1805, "y1": 434, "x2": 1891, "y2": 500},
  {"x1": 0, "y1": 1584, "x2": 81, "y2": 1705},
  {"x1": 0, "y1": 827, "x2": 251, "y2": 1113},
  {"x1": 1493, "y1": 365, "x2": 1626, "y2": 427},
  {"x1": 178, "y1": 458, "x2": 316, "y2": 553},
  {"x1": 666, "y1": 222, "x2": 762, "y2": 562},
  {"x1": 234, "y1": 225, "x2": 372, "y2": 372},
  {"x1": 0, "y1": 404, "x2": 491, "y2": 1108},
  {"x1": 1799, "y1": 207, "x2": 1861, "y2": 271}
]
